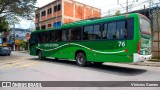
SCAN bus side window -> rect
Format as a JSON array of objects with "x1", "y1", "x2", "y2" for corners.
[
  {"x1": 93, "y1": 25, "x2": 101, "y2": 40},
  {"x1": 50, "y1": 31, "x2": 54, "y2": 42},
  {"x1": 42, "y1": 34, "x2": 45, "y2": 42},
  {"x1": 45, "y1": 32, "x2": 50, "y2": 42},
  {"x1": 107, "y1": 22, "x2": 117, "y2": 39},
  {"x1": 117, "y1": 21, "x2": 126, "y2": 39},
  {"x1": 62, "y1": 30, "x2": 67, "y2": 41},
  {"x1": 37, "y1": 33, "x2": 40, "y2": 43},
  {"x1": 49, "y1": 32, "x2": 52, "y2": 42},
  {"x1": 127, "y1": 18, "x2": 134, "y2": 39},
  {"x1": 55, "y1": 30, "x2": 62, "y2": 42},
  {"x1": 83, "y1": 25, "x2": 93, "y2": 40},
  {"x1": 102, "y1": 23, "x2": 108, "y2": 39},
  {"x1": 71, "y1": 30, "x2": 76, "y2": 40},
  {"x1": 38, "y1": 33, "x2": 45, "y2": 43},
  {"x1": 70, "y1": 27, "x2": 81, "y2": 41},
  {"x1": 75, "y1": 27, "x2": 81, "y2": 40},
  {"x1": 67, "y1": 29, "x2": 71, "y2": 41}
]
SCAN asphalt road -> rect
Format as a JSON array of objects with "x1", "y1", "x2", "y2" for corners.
[{"x1": 0, "y1": 52, "x2": 160, "y2": 90}]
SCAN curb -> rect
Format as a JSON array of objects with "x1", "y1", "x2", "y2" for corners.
[
  {"x1": 13, "y1": 51, "x2": 29, "y2": 53},
  {"x1": 131, "y1": 60, "x2": 160, "y2": 67}
]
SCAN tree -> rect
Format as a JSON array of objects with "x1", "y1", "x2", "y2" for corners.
[
  {"x1": 0, "y1": 17, "x2": 9, "y2": 32},
  {"x1": 20, "y1": 40, "x2": 27, "y2": 50},
  {"x1": 0, "y1": 0, "x2": 37, "y2": 24},
  {"x1": 115, "y1": 10, "x2": 121, "y2": 16}
]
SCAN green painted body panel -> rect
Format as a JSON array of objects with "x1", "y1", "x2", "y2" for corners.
[
  {"x1": 30, "y1": 13, "x2": 151, "y2": 63},
  {"x1": 30, "y1": 40, "x2": 134, "y2": 62}
]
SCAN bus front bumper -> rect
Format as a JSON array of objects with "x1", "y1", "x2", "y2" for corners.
[{"x1": 133, "y1": 53, "x2": 152, "y2": 63}]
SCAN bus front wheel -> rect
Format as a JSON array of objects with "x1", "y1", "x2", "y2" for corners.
[
  {"x1": 76, "y1": 52, "x2": 87, "y2": 67},
  {"x1": 38, "y1": 51, "x2": 45, "y2": 60}
]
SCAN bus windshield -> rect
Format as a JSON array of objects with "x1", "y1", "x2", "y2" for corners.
[{"x1": 140, "y1": 17, "x2": 151, "y2": 35}]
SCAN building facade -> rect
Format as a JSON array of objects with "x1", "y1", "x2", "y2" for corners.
[
  {"x1": 10, "y1": 28, "x2": 32, "y2": 51},
  {"x1": 35, "y1": 0, "x2": 101, "y2": 30}
]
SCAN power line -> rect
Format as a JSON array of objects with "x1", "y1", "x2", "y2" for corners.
[{"x1": 101, "y1": 0, "x2": 149, "y2": 16}]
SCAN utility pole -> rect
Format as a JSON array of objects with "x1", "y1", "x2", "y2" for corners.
[
  {"x1": 149, "y1": 0, "x2": 151, "y2": 17},
  {"x1": 126, "y1": 0, "x2": 128, "y2": 13},
  {"x1": 36, "y1": 7, "x2": 40, "y2": 30},
  {"x1": 117, "y1": 0, "x2": 137, "y2": 14}
]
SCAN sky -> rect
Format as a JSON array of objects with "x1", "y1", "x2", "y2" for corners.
[{"x1": 15, "y1": 0, "x2": 159, "y2": 29}]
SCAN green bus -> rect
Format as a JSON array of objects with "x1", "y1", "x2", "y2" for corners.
[{"x1": 30, "y1": 13, "x2": 152, "y2": 66}]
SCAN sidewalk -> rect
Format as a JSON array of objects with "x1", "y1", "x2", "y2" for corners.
[
  {"x1": 14, "y1": 50, "x2": 29, "y2": 53},
  {"x1": 131, "y1": 59, "x2": 160, "y2": 67}
]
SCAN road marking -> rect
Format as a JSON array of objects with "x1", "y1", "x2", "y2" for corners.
[
  {"x1": 13, "y1": 61, "x2": 39, "y2": 68},
  {"x1": 0, "y1": 59, "x2": 25, "y2": 63},
  {"x1": 0, "y1": 61, "x2": 39, "y2": 69},
  {"x1": 0, "y1": 61, "x2": 26, "y2": 69}
]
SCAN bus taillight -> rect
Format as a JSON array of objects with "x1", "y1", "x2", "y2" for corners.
[{"x1": 137, "y1": 42, "x2": 141, "y2": 54}]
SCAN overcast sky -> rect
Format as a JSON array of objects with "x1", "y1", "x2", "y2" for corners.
[{"x1": 15, "y1": 0, "x2": 159, "y2": 29}]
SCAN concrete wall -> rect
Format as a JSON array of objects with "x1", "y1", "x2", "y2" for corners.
[
  {"x1": 152, "y1": 31, "x2": 160, "y2": 57},
  {"x1": 152, "y1": 11, "x2": 160, "y2": 58}
]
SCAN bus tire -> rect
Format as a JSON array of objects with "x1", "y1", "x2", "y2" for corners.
[
  {"x1": 76, "y1": 52, "x2": 87, "y2": 67},
  {"x1": 38, "y1": 51, "x2": 45, "y2": 60}
]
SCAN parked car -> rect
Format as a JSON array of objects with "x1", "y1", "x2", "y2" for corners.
[{"x1": 0, "y1": 47, "x2": 11, "y2": 56}]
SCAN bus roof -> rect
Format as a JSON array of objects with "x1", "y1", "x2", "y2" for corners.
[{"x1": 32, "y1": 13, "x2": 139, "y2": 33}]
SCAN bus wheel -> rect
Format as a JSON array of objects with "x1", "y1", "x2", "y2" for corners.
[
  {"x1": 76, "y1": 52, "x2": 87, "y2": 67},
  {"x1": 38, "y1": 51, "x2": 45, "y2": 60}
]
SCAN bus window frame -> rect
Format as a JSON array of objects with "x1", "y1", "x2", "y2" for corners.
[
  {"x1": 63, "y1": 18, "x2": 134, "y2": 42},
  {"x1": 30, "y1": 18, "x2": 135, "y2": 44}
]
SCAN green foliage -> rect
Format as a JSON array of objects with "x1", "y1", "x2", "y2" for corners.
[
  {"x1": 0, "y1": 17, "x2": 9, "y2": 32},
  {"x1": 20, "y1": 40, "x2": 27, "y2": 49},
  {"x1": 0, "y1": 0, "x2": 37, "y2": 24},
  {"x1": 115, "y1": 10, "x2": 121, "y2": 16}
]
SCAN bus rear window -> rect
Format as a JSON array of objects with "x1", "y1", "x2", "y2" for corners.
[{"x1": 140, "y1": 18, "x2": 151, "y2": 34}]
